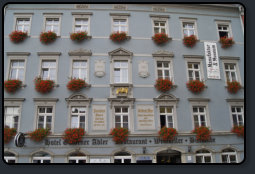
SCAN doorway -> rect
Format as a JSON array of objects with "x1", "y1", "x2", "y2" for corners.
[{"x1": 156, "y1": 149, "x2": 181, "y2": 163}]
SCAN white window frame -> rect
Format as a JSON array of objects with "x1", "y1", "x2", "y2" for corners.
[
  {"x1": 221, "y1": 58, "x2": 242, "y2": 85},
  {"x1": 195, "y1": 150, "x2": 212, "y2": 163},
  {"x1": 68, "y1": 156, "x2": 87, "y2": 163},
  {"x1": 221, "y1": 149, "x2": 238, "y2": 163},
  {"x1": 231, "y1": 106, "x2": 244, "y2": 127},
  {"x1": 180, "y1": 18, "x2": 198, "y2": 39},
  {"x1": 40, "y1": 60, "x2": 57, "y2": 81},
  {"x1": 184, "y1": 56, "x2": 205, "y2": 82},
  {"x1": 37, "y1": 106, "x2": 53, "y2": 130},
  {"x1": 71, "y1": 59, "x2": 88, "y2": 81},
  {"x1": 215, "y1": 20, "x2": 233, "y2": 39},
  {"x1": 159, "y1": 106, "x2": 174, "y2": 128},
  {"x1": 113, "y1": 60, "x2": 129, "y2": 83},
  {"x1": 156, "y1": 61, "x2": 173, "y2": 81},
  {"x1": 114, "y1": 106, "x2": 129, "y2": 129},
  {"x1": 13, "y1": 13, "x2": 33, "y2": 35},
  {"x1": 114, "y1": 155, "x2": 132, "y2": 163},
  {"x1": 72, "y1": 13, "x2": 92, "y2": 35},
  {"x1": 4, "y1": 156, "x2": 16, "y2": 163},
  {"x1": 110, "y1": 14, "x2": 130, "y2": 34},
  {"x1": 227, "y1": 99, "x2": 244, "y2": 128},
  {"x1": 150, "y1": 15, "x2": 170, "y2": 36},
  {"x1": 4, "y1": 106, "x2": 20, "y2": 130},
  {"x1": 192, "y1": 106, "x2": 207, "y2": 128},
  {"x1": 43, "y1": 13, "x2": 62, "y2": 36},
  {"x1": 70, "y1": 106, "x2": 86, "y2": 129},
  {"x1": 32, "y1": 156, "x2": 51, "y2": 163}
]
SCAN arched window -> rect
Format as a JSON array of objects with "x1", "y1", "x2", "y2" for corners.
[
  {"x1": 196, "y1": 149, "x2": 212, "y2": 163},
  {"x1": 221, "y1": 148, "x2": 237, "y2": 163},
  {"x1": 32, "y1": 151, "x2": 51, "y2": 163},
  {"x1": 4, "y1": 152, "x2": 16, "y2": 163},
  {"x1": 114, "y1": 152, "x2": 131, "y2": 163},
  {"x1": 68, "y1": 151, "x2": 87, "y2": 163}
]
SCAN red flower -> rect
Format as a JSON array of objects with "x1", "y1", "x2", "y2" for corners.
[
  {"x1": 152, "y1": 33, "x2": 169, "y2": 44},
  {"x1": 70, "y1": 31, "x2": 88, "y2": 42},
  {"x1": 158, "y1": 127, "x2": 177, "y2": 141},
  {"x1": 4, "y1": 127, "x2": 17, "y2": 144},
  {"x1": 186, "y1": 80, "x2": 205, "y2": 93},
  {"x1": 34, "y1": 77, "x2": 54, "y2": 94},
  {"x1": 63, "y1": 128, "x2": 85, "y2": 144},
  {"x1": 9, "y1": 30, "x2": 27, "y2": 43},
  {"x1": 110, "y1": 128, "x2": 129, "y2": 144},
  {"x1": 227, "y1": 81, "x2": 241, "y2": 94},
  {"x1": 67, "y1": 78, "x2": 86, "y2": 91},
  {"x1": 231, "y1": 125, "x2": 244, "y2": 137},
  {"x1": 28, "y1": 128, "x2": 51, "y2": 142},
  {"x1": 192, "y1": 126, "x2": 211, "y2": 141},
  {"x1": 155, "y1": 78, "x2": 173, "y2": 92},
  {"x1": 183, "y1": 35, "x2": 197, "y2": 47},
  {"x1": 110, "y1": 32, "x2": 128, "y2": 42},
  {"x1": 4, "y1": 79, "x2": 22, "y2": 93},
  {"x1": 220, "y1": 36, "x2": 235, "y2": 48},
  {"x1": 40, "y1": 31, "x2": 57, "y2": 44}
]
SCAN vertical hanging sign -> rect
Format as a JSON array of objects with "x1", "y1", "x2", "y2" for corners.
[{"x1": 204, "y1": 42, "x2": 221, "y2": 79}]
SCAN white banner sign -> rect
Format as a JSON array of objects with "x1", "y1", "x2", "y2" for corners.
[{"x1": 204, "y1": 42, "x2": 221, "y2": 79}]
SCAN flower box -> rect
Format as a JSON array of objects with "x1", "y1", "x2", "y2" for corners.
[
  {"x1": 220, "y1": 36, "x2": 235, "y2": 48},
  {"x1": 183, "y1": 35, "x2": 197, "y2": 47},
  {"x1": 186, "y1": 80, "x2": 205, "y2": 93},
  {"x1": 63, "y1": 128, "x2": 85, "y2": 144},
  {"x1": 158, "y1": 127, "x2": 177, "y2": 141},
  {"x1": 70, "y1": 31, "x2": 89, "y2": 42},
  {"x1": 9, "y1": 31, "x2": 28, "y2": 43},
  {"x1": 40, "y1": 31, "x2": 57, "y2": 44},
  {"x1": 231, "y1": 125, "x2": 244, "y2": 137},
  {"x1": 28, "y1": 128, "x2": 51, "y2": 142},
  {"x1": 155, "y1": 78, "x2": 173, "y2": 92},
  {"x1": 109, "y1": 32, "x2": 129, "y2": 42},
  {"x1": 34, "y1": 77, "x2": 54, "y2": 94},
  {"x1": 192, "y1": 126, "x2": 211, "y2": 141},
  {"x1": 227, "y1": 81, "x2": 241, "y2": 94},
  {"x1": 110, "y1": 127, "x2": 129, "y2": 144},
  {"x1": 4, "y1": 79, "x2": 22, "y2": 93},
  {"x1": 4, "y1": 127, "x2": 16, "y2": 144},
  {"x1": 152, "y1": 33, "x2": 170, "y2": 44},
  {"x1": 67, "y1": 78, "x2": 87, "y2": 91}
]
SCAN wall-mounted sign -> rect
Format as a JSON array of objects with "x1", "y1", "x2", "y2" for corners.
[
  {"x1": 204, "y1": 42, "x2": 221, "y2": 79},
  {"x1": 138, "y1": 60, "x2": 150, "y2": 78},
  {"x1": 14, "y1": 132, "x2": 25, "y2": 147},
  {"x1": 90, "y1": 158, "x2": 111, "y2": 163},
  {"x1": 94, "y1": 60, "x2": 105, "y2": 77},
  {"x1": 116, "y1": 87, "x2": 128, "y2": 95},
  {"x1": 92, "y1": 105, "x2": 107, "y2": 131},
  {"x1": 136, "y1": 105, "x2": 155, "y2": 130}
]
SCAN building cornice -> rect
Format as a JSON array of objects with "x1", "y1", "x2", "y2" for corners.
[
  {"x1": 71, "y1": 12, "x2": 93, "y2": 15},
  {"x1": 4, "y1": 98, "x2": 25, "y2": 102},
  {"x1": 149, "y1": 14, "x2": 170, "y2": 18},
  {"x1": 7, "y1": 52, "x2": 30, "y2": 56},
  {"x1": 37, "y1": 52, "x2": 61, "y2": 56},
  {"x1": 188, "y1": 98, "x2": 210, "y2": 102},
  {"x1": 68, "y1": 48, "x2": 92, "y2": 56},
  {"x1": 109, "y1": 13, "x2": 130, "y2": 16},
  {"x1": 183, "y1": 55, "x2": 204, "y2": 59},
  {"x1": 226, "y1": 98, "x2": 244, "y2": 103},
  {"x1": 33, "y1": 98, "x2": 59, "y2": 102},
  {"x1": 220, "y1": 56, "x2": 240, "y2": 60}
]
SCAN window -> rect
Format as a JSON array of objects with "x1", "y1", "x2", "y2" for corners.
[
  {"x1": 114, "y1": 61, "x2": 128, "y2": 83},
  {"x1": 221, "y1": 57, "x2": 242, "y2": 85},
  {"x1": 32, "y1": 152, "x2": 51, "y2": 163},
  {"x1": 192, "y1": 106, "x2": 207, "y2": 128},
  {"x1": 14, "y1": 13, "x2": 33, "y2": 35},
  {"x1": 74, "y1": 18, "x2": 89, "y2": 32},
  {"x1": 71, "y1": 107, "x2": 86, "y2": 129},
  {"x1": 150, "y1": 15, "x2": 169, "y2": 35},
  {"x1": 157, "y1": 61, "x2": 172, "y2": 80},
  {"x1": 113, "y1": 19, "x2": 128, "y2": 32},
  {"x1": 41, "y1": 60, "x2": 56, "y2": 81},
  {"x1": 180, "y1": 18, "x2": 198, "y2": 38},
  {"x1": 216, "y1": 21, "x2": 232, "y2": 39},
  {"x1": 221, "y1": 149, "x2": 237, "y2": 163},
  {"x1": 43, "y1": 13, "x2": 62, "y2": 36},
  {"x1": 115, "y1": 107, "x2": 129, "y2": 128},
  {"x1": 187, "y1": 62, "x2": 201, "y2": 81},
  {"x1": 196, "y1": 149, "x2": 212, "y2": 163},
  {"x1": 37, "y1": 106, "x2": 53, "y2": 130},
  {"x1": 72, "y1": 60, "x2": 87, "y2": 80},
  {"x1": 153, "y1": 21, "x2": 166, "y2": 34},
  {"x1": 68, "y1": 152, "x2": 86, "y2": 163},
  {"x1": 4, "y1": 107, "x2": 20, "y2": 130},
  {"x1": 4, "y1": 152, "x2": 16, "y2": 163},
  {"x1": 159, "y1": 106, "x2": 174, "y2": 128},
  {"x1": 224, "y1": 63, "x2": 238, "y2": 82},
  {"x1": 8, "y1": 60, "x2": 25, "y2": 81},
  {"x1": 231, "y1": 106, "x2": 244, "y2": 126},
  {"x1": 114, "y1": 152, "x2": 132, "y2": 163}
]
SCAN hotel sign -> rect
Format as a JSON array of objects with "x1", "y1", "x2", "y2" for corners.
[
  {"x1": 136, "y1": 105, "x2": 155, "y2": 130},
  {"x1": 204, "y1": 42, "x2": 221, "y2": 79}
]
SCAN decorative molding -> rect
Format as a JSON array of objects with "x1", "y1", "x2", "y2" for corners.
[
  {"x1": 43, "y1": 13, "x2": 63, "y2": 15},
  {"x1": 4, "y1": 98, "x2": 25, "y2": 102},
  {"x1": 188, "y1": 98, "x2": 210, "y2": 102},
  {"x1": 65, "y1": 94, "x2": 92, "y2": 107},
  {"x1": 75, "y1": 4, "x2": 89, "y2": 9},
  {"x1": 214, "y1": 19, "x2": 232, "y2": 22},
  {"x1": 152, "y1": 50, "x2": 174, "y2": 57},
  {"x1": 108, "y1": 47, "x2": 133, "y2": 57},
  {"x1": 7, "y1": 52, "x2": 30, "y2": 56},
  {"x1": 138, "y1": 60, "x2": 150, "y2": 78},
  {"x1": 226, "y1": 98, "x2": 244, "y2": 103},
  {"x1": 14, "y1": 12, "x2": 34, "y2": 15},
  {"x1": 109, "y1": 13, "x2": 130, "y2": 16},
  {"x1": 152, "y1": 6, "x2": 166, "y2": 12},
  {"x1": 179, "y1": 17, "x2": 197, "y2": 20},
  {"x1": 153, "y1": 94, "x2": 179, "y2": 102},
  {"x1": 108, "y1": 98, "x2": 135, "y2": 108},
  {"x1": 110, "y1": 83, "x2": 133, "y2": 88},
  {"x1": 37, "y1": 52, "x2": 61, "y2": 56},
  {"x1": 94, "y1": 60, "x2": 106, "y2": 78},
  {"x1": 149, "y1": 14, "x2": 170, "y2": 18},
  {"x1": 68, "y1": 48, "x2": 92, "y2": 56},
  {"x1": 71, "y1": 12, "x2": 93, "y2": 15},
  {"x1": 113, "y1": 4, "x2": 127, "y2": 10},
  {"x1": 220, "y1": 56, "x2": 240, "y2": 60},
  {"x1": 183, "y1": 55, "x2": 204, "y2": 59},
  {"x1": 33, "y1": 98, "x2": 59, "y2": 102}
]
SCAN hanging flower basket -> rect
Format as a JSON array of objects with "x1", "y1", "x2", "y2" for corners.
[
  {"x1": 227, "y1": 81, "x2": 241, "y2": 94},
  {"x1": 152, "y1": 33, "x2": 169, "y2": 44},
  {"x1": 28, "y1": 128, "x2": 51, "y2": 142},
  {"x1": 155, "y1": 78, "x2": 173, "y2": 92},
  {"x1": 183, "y1": 35, "x2": 197, "y2": 47},
  {"x1": 70, "y1": 31, "x2": 88, "y2": 42},
  {"x1": 109, "y1": 32, "x2": 128, "y2": 42},
  {"x1": 192, "y1": 126, "x2": 212, "y2": 141},
  {"x1": 231, "y1": 125, "x2": 244, "y2": 137},
  {"x1": 158, "y1": 127, "x2": 177, "y2": 141},
  {"x1": 9, "y1": 30, "x2": 28, "y2": 43},
  {"x1": 186, "y1": 80, "x2": 205, "y2": 93},
  {"x1": 110, "y1": 127, "x2": 129, "y2": 144},
  {"x1": 34, "y1": 77, "x2": 54, "y2": 94},
  {"x1": 67, "y1": 78, "x2": 87, "y2": 91},
  {"x1": 219, "y1": 36, "x2": 235, "y2": 48},
  {"x1": 63, "y1": 128, "x2": 85, "y2": 144},
  {"x1": 4, "y1": 79, "x2": 22, "y2": 93},
  {"x1": 40, "y1": 31, "x2": 57, "y2": 44},
  {"x1": 4, "y1": 127, "x2": 17, "y2": 144}
]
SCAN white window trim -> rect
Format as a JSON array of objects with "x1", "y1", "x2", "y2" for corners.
[
  {"x1": 159, "y1": 106, "x2": 175, "y2": 129},
  {"x1": 215, "y1": 20, "x2": 233, "y2": 40},
  {"x1": 43, "y1": 13, "x2": 62, "y2": 36},
  {"x1": 221, "y1": 58, "x2": 242, "y2": 85},
  {"x1": 114, "y1": 106, "x2": 129, "y2": 129},
  {"x1": 72, "y1": 14, "x2": 91, "y2": 35},
  {"x1": 151, "y1": 17, "x2": 169, "y2": 35},
  {"x1": 32, "y1": 156, "x2": 51, "y2": 163},
  {"x1": 70, "y1": 106, "x2": 87, "y2": 129},
  {"x1": 69, "y1": 56, "x2": 90, "y2": 83},
  {"x1": 68, "y1": 156, "x2": 87, "y2": 163},
  {"x1": 114, "y1": 155, "x2": 132, "y2": 163},
  {"x1": 113, "y1": 60, "x2": 129, "y2": 83},
  {"x1": 4, "y1": 156, "x2": 17, "y2": 163},
  {"x1": 195, "y1": 151, "x2": 212, "y2": 163},
  {"x1": 221, "y1": 150, "x2": 238, "y2": 163},
  {"x1": 111, "y1": 15, "x2": 129, "y2": 34},
  {"x1": 227, "y1": 100, "x2": 244, "y2": 128},
  {"x1": 154, "y1": 57, "x2": 174, "y2": 82},
  {"x1": 184, "y1": 56, "x2": 205, "y2": 82},
  {"x1": 13, "y1": 13, "x2": 33, "y2": 35},
  {"x1": 180, "y1": 18, "x2": 199, "y2": 39},
  {"x1": 157, "y1": 104, "x2": 178, "y2": 130}
]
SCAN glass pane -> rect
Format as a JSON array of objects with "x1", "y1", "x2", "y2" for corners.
[
  {"x1": 164, "y1": 70, "x2": 170, "y2": 78},
  {"x1": 114, "y1": 159, "x2": 122, "y2": 163},
  {"x1": 80, "y1": 116, "x2": 85, "y2": 122},
  {"x1": 222, "y1": 155, "x2": 228, "y2": 163},
  {"x1": 160, "y1": 115, "x2": 166, "y2": 128},
  {"x1": 13, "y1": 107, "x2": 19, "y2": 114},
  {"x1": 115, "y1": 123, "x2": 121, "y2": 128},
  {"x1": 78, "y1": 160, "x2": 86, "y2": 163},
  {"x1": 18, "y1": 69, "x2": 24, "y2": 80},
  {"x1": 193, "y1": 107, "x2": 198, "y2": 113},
  {"x1": 46, "y1": 116, "x2": 52, "y2": 123},
  {"x1": 46, "y1": 107, "x2": 52, "y2": 113},
  {"x1": 124, "y1": 159, "x2": 131, "y2": 163},
  {"x1": 122, "y1": 107, "x2": 128, "y2": 113},
  {"x1": 115, "y1": 116, "x2": 121, "y2": 122},
  {"x1": 161, "y1": 28, "x2": 166, "y2": 34},
  {"x1": 168, "y1": 122, "x2": 174, "y2": 128},
  {"x1": 236, "y1": 107, "x2": 241, "y2": 113},
  {"x1": 49, "y1": 69, "x2": 56, "y2": 80},
  {"x1": 123, "y1": 116, "x2": 128, "y2": 123},
  {"x1": 199, "y1": 107, "x2": 204, "y2": 113},
  {"x1": 166, "y1": 107, "x2": 172, "y2": 113},
  {"x1": 231, "y1": 107, "x2": 236, "y2": 113},
  {"x1": 122, "y1": 69, "x2": 128, "y2": 83},
  {"x1": 43, "y1": 160, "x2": 51, "y2": 163},
  {"x1": 230, "y1": 155, "x2": 236, "y2": 163},
  {"x1": 200, "y1": 115, "x2": 205, "y2": 121},
  {"x1": 196, "y1": 156, "x2": 202, "y2": 163},
  {"x1": 72, "y1": 107, "x2": 79, "y2": 113},
  {"x1": 232, "y1": 115, "x2": 238, "y2": 126},
  {"x1": 194, "y1": 115, "x2": 198, "y2": 122},
  {"x1": 160, "y1": 22, "x2": 165, "y2": 26},
  {"x1": 204, "y1": 156, "x2": 211, "y2": 163},
  {"x1": 160, "y1": 107, "x2": 165, "y2": 113},
  {"x1": 231, "y1": 72, "x2": 237, "y2": 81},
  {"x1": 10, "y1": 69, "x2": 17, "y2": 79},
  {"x1": 123, "y1": 123, "x2": 128, "y2": 128},
  {"x1": 69, "y1": 160, "x2": 76, "y2": 163},
  {"x1": 158, "y1": 70, "x2": 163, "y2": 78},
  {"x1": 45, "y1": 26, "x2": 52, "y2": 32},
  {"x1": 115, "y1": 107, "x2": 121, "y2": 113},
  {"x1": 71, "y1": 116, "x2": 79, "y2": 128},
  {"x1": 157, "y1": 62, "x2": 162, "y2": 68}
]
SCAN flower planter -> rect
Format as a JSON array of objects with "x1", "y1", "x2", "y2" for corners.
[
  {"x1": 63, "y1": 128, "x2": 85, "y2": 144},
  {"x1": 70, "y1": 31, "x2": 89, "y2": 42},
  {"x1": 109, "y1": 32, "x2": 128, "y2": 42},
  {"x1": 158, "y1": 127, "x2": 177, "y2": 141},
  {"x1": 4, "y1": 128, "x2": 16, "y2": 144},
  {"x1": 4, "y1": 79, "x2": 22, "y2": 93},
  {"x1": 155, "y1": 78, "x2": 173, "y2": 92},
  {"x1": 67, "y1": 78, "x2": 87, "y2": 91},
  {"x1": 220, "y1": 36, "x2": 235, "y2": 48},
  {"x1": 40, "y1": 31, "x2": 57, "y2": 44},
  {"x1": 110, "y1": 127, "x2": 129, "y2": 144},
  {"x1": 192, "y1": 126, "x2": 211, "y2": 141},
  {"x1": 183, "y1": 35, "x2": 197, "y2": 47},
  {"x1": 9, "y1": 31, "x2": 28, "y2": 43},
  {"x1": 186, "y1": 80, "x2": 205, "y2": 93},
  {"x1": 231, "y1": 125, "x2": 244, "y2": 137},
  {"x1": 227, "y1": 81, "x2": 241, "y2": 94},
  {"x1": 152, "y1": 33, "x2": 170, "y2": 44},
  {"x1": 34, "y1": 77, "x2": 54, "y2": 94},
  {"x1": 28, "y1": 128, "x2": 51, "y2": 142}
]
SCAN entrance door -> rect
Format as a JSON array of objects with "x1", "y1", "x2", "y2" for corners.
[{"x1": 156, "y1": 149, "x2": 181, "y2": 163}]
